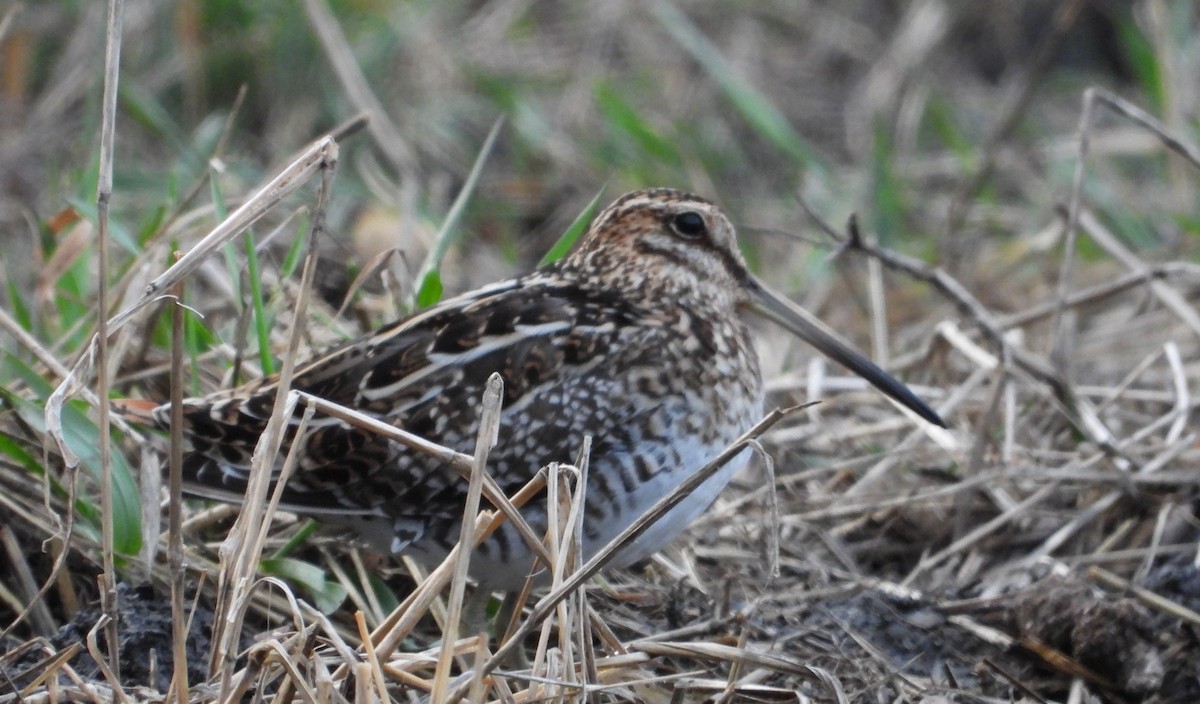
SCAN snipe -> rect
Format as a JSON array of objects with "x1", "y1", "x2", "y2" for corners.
[{"x1": 127, "y1": 188, "x2": 944, "y2": 590}]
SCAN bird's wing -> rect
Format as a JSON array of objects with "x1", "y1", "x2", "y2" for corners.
[{"x1": 153, "y1": 274, "x2": 642, "y2": 516}]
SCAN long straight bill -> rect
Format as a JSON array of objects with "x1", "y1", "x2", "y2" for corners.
[{"x1": 743, "y1": 275, "x2": 947, "y2": 428}]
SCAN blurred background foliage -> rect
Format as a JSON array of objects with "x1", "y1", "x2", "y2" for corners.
[
  {"x1": 5, "y1": 2, "x2": 1189, "y2": 290},
  {"x1": 0, "y1": 0, "x2": 1196, "y2": 438}
]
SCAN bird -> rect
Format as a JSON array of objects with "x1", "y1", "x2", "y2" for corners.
[{"x1": 123, "y1": 188, "x2": 945, "y2": 592}]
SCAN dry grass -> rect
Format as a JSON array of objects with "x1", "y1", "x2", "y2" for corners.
[{"x1": 3, "y1": 1, "x2": 1200, "y2": 702}]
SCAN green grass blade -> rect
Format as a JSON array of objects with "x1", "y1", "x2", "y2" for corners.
[
  {"x1": 367, "y1": 572, "x2": 401, "y2": 614},
  {"x1": 209, "y1": 170, "x2": 242, "y2": 306},
  {"x1": 3, "y1": 364, "x2": 142, "y2": 557},
  {"x1": 1115, "y1": 15, "x2": 1163, "y2": 113},
  {"x1": 269, "y1": 518, "x2": 319, "y2": 560},
  {"x1": 260, "y1": 557, "x2": 348, "y2": 614},
  {"x1": 5, "y1": 278, "x2": 33, "y2": 332},
  {"x1": 649, "y1": 0, "x2": 823, "y2": 170},
  {"x1": 539, "y1": 186, "x2": 606, "y2": 266},
  {"x1": 415, "y1": 269, "x2": 443, "y2": 309},
  {"x1": 0, "y1": 425, "x2": 42, "y2": 475},
  {"x1": 412, "y1": 117, "x2": 505, "y2": 309},
  {"x1": 64, "y1": 196, "x2": 139, "y2": 256},
  {"x1": 595, "y1": 83, "x2": 682, "y2": 166},
  {"x1": 869, "y1": 124, "x2": 906, "y2": 244},
  {"x1": 281, "y1": 213, "x2": 309, "y2": 279},
  {"x1": 243, "y1": 232, "x2": 275, "y2": 375}
]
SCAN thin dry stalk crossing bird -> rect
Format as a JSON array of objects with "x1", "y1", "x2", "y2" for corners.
[{"x1": 124, "y1": 188, "x2": 945, "y2": 593}]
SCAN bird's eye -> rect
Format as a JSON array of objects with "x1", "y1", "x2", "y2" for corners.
[{"x1": 671, "y1": 211, "x2": 707, "y2": 239}]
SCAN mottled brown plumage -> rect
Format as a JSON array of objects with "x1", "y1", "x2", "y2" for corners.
[{"x1": 133, "y1": 188, "x2": 944, "y2": 589}]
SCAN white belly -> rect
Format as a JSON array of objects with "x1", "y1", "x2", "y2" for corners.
[{"x1": 595, "y1": 444, "x2": 750, "y2": 569}]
